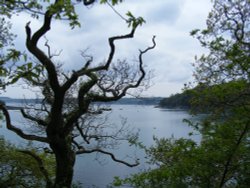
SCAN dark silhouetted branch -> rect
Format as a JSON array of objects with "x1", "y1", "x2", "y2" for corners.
[
  {"x1": 0, "y1": 104, "x2": 49, "y2": 143},
  {"x1": 91, "y1": 35, "x2": 156, "y2": 102},
  {"x1": 20, "y1": 109, "x2": 48, "y2": 127},
  {"x1": 76, "y1": 148, "x2": 139, "y2": 167},
  {"x1": 25, "y1": 3, "x2": 60, "y2": 92}
]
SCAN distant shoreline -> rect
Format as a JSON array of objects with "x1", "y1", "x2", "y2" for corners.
[{"x1": 0, "y1": 97, "x2": 164, "y2": 106}]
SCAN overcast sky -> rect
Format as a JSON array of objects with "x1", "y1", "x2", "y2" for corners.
[{"x1": 3, "y1": 0, "x2": 212, "y2": 98}]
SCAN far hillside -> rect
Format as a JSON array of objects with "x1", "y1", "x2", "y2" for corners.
[
  {"x1": 159, "y1": 80, "x2": 248, "y2": 110},
  {"x1": 159, "y1": 91, "x2": 191, "y2": 109}
]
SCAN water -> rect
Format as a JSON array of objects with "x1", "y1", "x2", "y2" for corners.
[{"x1": 0, "y1": 104, "x2": 199, "y2": 187}]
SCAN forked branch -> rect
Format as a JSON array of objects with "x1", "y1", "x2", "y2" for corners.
[
  {"x1": 62, "y1": 25, "x2": 139, "y2": 93},
  {"x1": 20, "y1": 109, "x2": 48, "y2": 127},
  {"x1": 91, "y1": 35, "x2": 156, "y2": 102},
  {"x1": 89, "y1": 26, "x2": 139, "y2": 73},
  {"x1": 0, "y1": 104, "x2": 49, "y2": 143}
]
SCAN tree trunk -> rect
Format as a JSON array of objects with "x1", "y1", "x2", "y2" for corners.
[
  {"x1": 46, "y1": 95, "x2": 76, "y2": 187},
  {"x1": 49, "y1": 134, "x2": 76, "y2": 188}
]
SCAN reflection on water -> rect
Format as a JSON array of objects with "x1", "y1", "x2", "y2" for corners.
[{"x1": 0, "y1": 104, "x2": 200, "y2": 187}]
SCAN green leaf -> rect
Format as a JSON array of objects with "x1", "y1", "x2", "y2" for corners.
[{"x1": 27, "y1": 62, "x2": 33, "y2": 69}]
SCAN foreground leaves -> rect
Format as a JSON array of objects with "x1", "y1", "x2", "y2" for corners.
[{"x1": 0, "y1": 138, "x2": 55, "y2": 188}]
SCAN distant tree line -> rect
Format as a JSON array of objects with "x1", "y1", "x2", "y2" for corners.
[
  {"x1": 159, "y1": 91, "x2": 191, "y2": 109},
  {"x1": 159, "y1": 79, "x2": 249, "y2": 112}
]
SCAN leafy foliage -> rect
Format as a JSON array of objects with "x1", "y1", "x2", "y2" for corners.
[
  {"x1": 0, "y1": 17, "x2": 17, "y2": 86},
  {"x1": 0, "y1": 137, "x2": 55, "y2": 188},
  {"x1": 113, "y1": 120, "x2": 250, "y2": 187},
  {"x1": 191, "y1": 0, "x2": 250, "y2": 84},
  {"x1": 100, "y1": 0, "x2": 123, "y2": 5},
  {"x1": 0, "y1": 0, "x2": 44, "y2": 89}
]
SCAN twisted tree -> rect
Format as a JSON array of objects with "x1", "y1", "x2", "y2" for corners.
[{"x1": 0, "y1": 0, "x2": 156, "y2": 187}]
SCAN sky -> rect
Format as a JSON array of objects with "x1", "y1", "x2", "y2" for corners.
[{"x1": 2, "y1": 0, "x2": 213, "y2": 98}]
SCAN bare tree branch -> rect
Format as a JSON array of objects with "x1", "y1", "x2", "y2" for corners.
[
  {"x1": 44, "y1": 38, "x2": 63, "y2": 59},
  {"x1": 85, "y1": 25, "x2": 140, "y2": 75},
  {"x1": 20, "y1": 109, "x2": 48, "y2": 127},
  {"x1": 76, "y1": 148, "x2": 139, "y2": 167},
  {"x1": 25, "y1": 7, "x2": 60, "y2": 92},
  {"x1": 61, "y1": 56, "x2": 94, "y2": 93},
  {"x1": 0, "y1": 104, "x2": 49, "y2": 143},
  {"x1": 75, "y1": 121, "x2": 90, "y2": 144},
  {"x1": 91, "y1": 35, "x2": 156, "y2": 102},
  {"x1": 61, "y1": 26, "x2": 139, "y2": 93}
]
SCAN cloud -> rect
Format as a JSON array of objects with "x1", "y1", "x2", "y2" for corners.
[
  {"x1": 145, "y1": 0, "x2": 185, "y2": 25},
  {"x1": 2, "y1": 0, "x2": 213, "y2": 98}
]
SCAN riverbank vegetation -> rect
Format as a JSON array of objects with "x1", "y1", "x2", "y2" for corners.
[{"x1": 0, "y1": 138, "x2": 55, "y2": 188}]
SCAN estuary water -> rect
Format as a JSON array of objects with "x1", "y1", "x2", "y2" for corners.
[{"x1": 0, "y1": 104, "x2": 200, "y2": 187}]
